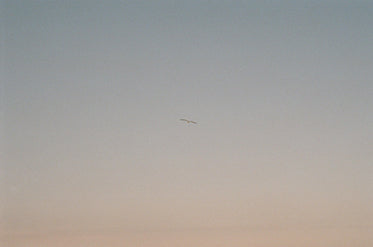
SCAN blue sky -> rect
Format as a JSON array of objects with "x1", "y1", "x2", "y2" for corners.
[{"x1": 2, "y1": 1, "x2": 373, "y2": 246}]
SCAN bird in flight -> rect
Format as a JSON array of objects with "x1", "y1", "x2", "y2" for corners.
[{"x1": 180, "y1": 119, "x2": 197, "y2": 124}]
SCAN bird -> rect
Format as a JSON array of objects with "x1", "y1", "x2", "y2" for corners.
[{"x1": 180, "y1": 118, "x2": 197, "y2": 124}]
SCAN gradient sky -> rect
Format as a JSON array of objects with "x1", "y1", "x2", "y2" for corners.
[{"x1": 1, "y1": 0, "x2": 373, "y2": 246}]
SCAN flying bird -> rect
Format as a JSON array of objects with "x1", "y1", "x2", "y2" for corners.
[{"x1": 180, "y1": 119, "x2": 197, "y2": 124}]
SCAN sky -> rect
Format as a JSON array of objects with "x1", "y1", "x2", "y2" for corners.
[{"x1": 1, "y1": 0, "x2": 373, "y2": 246}]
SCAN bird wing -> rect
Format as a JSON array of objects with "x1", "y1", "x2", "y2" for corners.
[
  {"x1": 190, "y1": 121, "x2": 197, "y2": 124},
  {"x1": 180, "y1": 119, "x2": 188, "y2": 122}
]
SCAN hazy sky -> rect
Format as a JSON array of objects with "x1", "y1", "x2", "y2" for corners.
[{"x1": 1, "y1": 0, "x2": 373, "y2": 246}]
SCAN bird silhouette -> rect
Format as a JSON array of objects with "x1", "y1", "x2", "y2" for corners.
[{"x1": 180, "y1": 119, "x2": 197, "y2": 124}]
